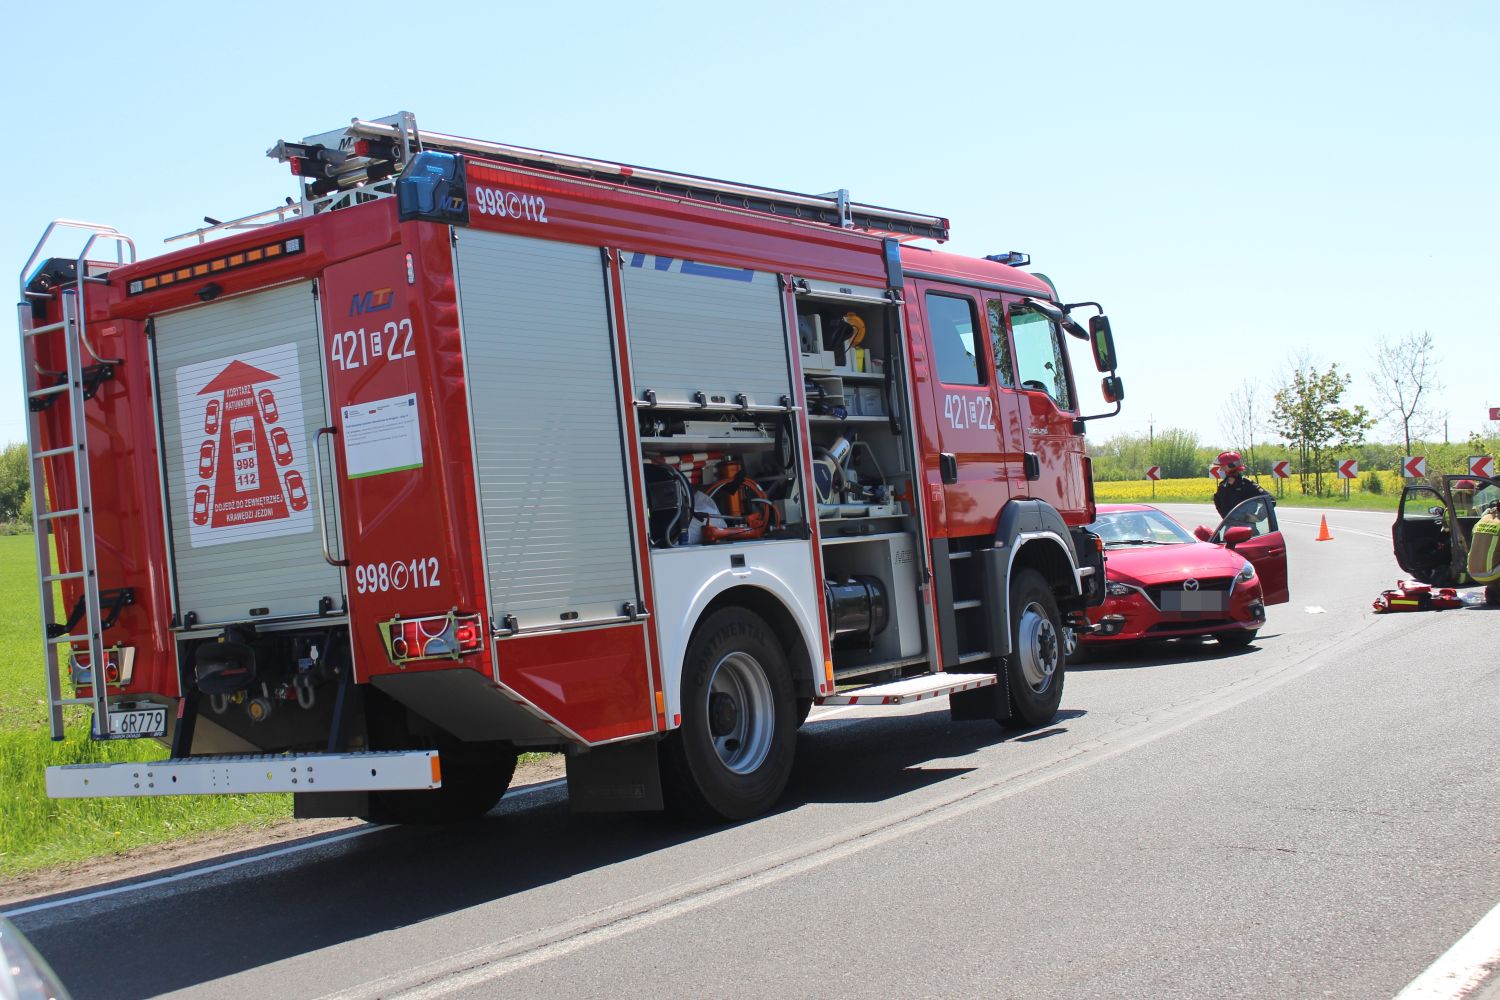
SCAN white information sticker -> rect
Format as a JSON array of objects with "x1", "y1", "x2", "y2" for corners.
[{"x1": 342, "y1": 394, "x2": 423, "y2": 478}]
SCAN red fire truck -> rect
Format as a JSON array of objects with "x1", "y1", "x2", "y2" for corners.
[{"x1": 19, "y1": 113, "x2": 1122, "y2": 822}]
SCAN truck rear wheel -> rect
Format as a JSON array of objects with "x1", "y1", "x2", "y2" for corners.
[
  {"x1": 372, "y1": 745, "x2": 517, "y2": 825},
  {"x1": 1005, "y1": 570, "x2": 1066, "y2": 727},
  {"x1": 662, "y1": 607, "x2": 796, "y2": 822}
]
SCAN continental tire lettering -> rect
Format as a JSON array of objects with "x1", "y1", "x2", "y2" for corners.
[{"x1": 473, "y1": 186, "x2": 549, "y2": 224}]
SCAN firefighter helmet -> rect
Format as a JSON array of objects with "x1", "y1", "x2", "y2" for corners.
[{"x1": 1217, "y1": 451, "x2": 1245, "y2": 474}]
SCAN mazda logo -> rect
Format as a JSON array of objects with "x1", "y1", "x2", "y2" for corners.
[{"x1": 1183, "y1": 579, "x2": 1200, "y2": 591}]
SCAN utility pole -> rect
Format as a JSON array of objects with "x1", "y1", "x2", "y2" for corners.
[{"x1": 1148, "y1": 414, "x2": 1154, "y2": 480}]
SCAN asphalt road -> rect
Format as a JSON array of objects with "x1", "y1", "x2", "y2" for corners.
[{"x1": 8, "y1": 505, "x2": 1499, "y2": 1000}]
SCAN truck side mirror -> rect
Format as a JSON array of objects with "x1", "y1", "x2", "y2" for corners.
[
  {"x1": 1017, "y1": 297, "x2": 1065, "y2": 323},
  {"x1": 1090, "y1": 315, "x2": 1117, "y2": 372},
  {"x1": 1100, "y1": 375, "x2": 1124, "y2": 404}
]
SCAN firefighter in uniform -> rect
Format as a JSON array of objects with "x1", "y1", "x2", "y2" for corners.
[{"x1": 1213, "y1": 451, "x2": 1271, "y2": 517}]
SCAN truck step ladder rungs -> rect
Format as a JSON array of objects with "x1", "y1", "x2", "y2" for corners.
[
  {"x1": 817, "y1": 672, "x2": 998, "y2": 707},
  {"x1": 18, "y1": 220, "x2": 136, "y2": 740}
]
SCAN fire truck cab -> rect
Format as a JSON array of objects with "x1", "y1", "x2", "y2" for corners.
[{"x1": 19, "y1": 113, "x2": 1121, "y2": 823}]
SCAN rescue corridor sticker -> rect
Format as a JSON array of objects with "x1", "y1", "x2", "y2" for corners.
[{"x1": 174, "y1": 343, "x2": 316, "y2": 549}]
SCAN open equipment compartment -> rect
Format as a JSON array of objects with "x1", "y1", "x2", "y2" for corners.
[
  {"x1": 795, "y1": 278, "x2": 933, "y2": 682},
  {"x1": 625, "y1": 253, "x2": 807, "y2": 551}
]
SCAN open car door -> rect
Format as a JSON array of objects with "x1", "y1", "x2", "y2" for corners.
[
  {"x1": 1211, "y1": 495, "x2": 1289, "y2": 605},
  {"x1": 1394, "y1": 474, "x2": 1500, "y2": 587},
  {"x1": 1394, "y1": 481, "x2": 1457, "y2": 585}
]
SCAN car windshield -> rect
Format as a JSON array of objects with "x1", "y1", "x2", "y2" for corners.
[{"x1": 1089, "y1": 508, "x2": 1194, "y2": 547}]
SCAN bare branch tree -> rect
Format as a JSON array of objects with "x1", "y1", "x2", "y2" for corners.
[
  {"x1": 1371, "y1": 331, "x2": 1443, "y2": 454},
  {"x1": 1218, "y1": 378, "x2": 1261, "y2": 473}
]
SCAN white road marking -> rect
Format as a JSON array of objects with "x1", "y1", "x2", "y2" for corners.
[
  {"x1": 1305, "y1": 606, "x2": 1327, "y2": 614},
  {"x1": 1393, "y1": 898, "x2": 1500, "y2": 999},
  {"x1": 318, "y1": 641, "x2": 1356, "y2": 1000},
  {"x1": 0, "y1": 779, "x2": 568, "y2": 919}
]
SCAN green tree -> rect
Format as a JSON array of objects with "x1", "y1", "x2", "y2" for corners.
[
  {"x1": 1270, "y1": 362, "x2": 1375, "y2": 496},
  {"x1": 0, "y1": 442, "x2": 31, "y2": 522},
  {"x1": 1151, "y1": 428, "x2": 1201, "y2": 479}
]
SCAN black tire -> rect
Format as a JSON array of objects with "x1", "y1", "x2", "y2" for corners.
[
  {"x1": 373, "y1": 746, "x2": 517, "y2": 824},
  {"x1": 794, "y1": 697, "x2": 814, "y2": 728},
  {"x1": 1215, "y1": 629, "x2": 1258, "y2": 648},
  {"x1": 1005, "y1": 570, "x2": 1066, "y2": 726},
  {"x1": 1487, "y1": 582, "x2": 1500, "y2": 607},
  {"x1": 662, "y1": 607, "x2": 797, "y2": 822}
]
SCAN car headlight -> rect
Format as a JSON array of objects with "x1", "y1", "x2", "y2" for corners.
[
  {"x1": 1236, "y1": 560, "x2": 1255, "y2": 582},
  {"x1": 1106, "y1": 581, "x2": 1134, "y2": 597}
]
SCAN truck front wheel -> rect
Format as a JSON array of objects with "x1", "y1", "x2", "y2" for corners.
[
  {"x1": 663, "y1": 607, "x2": 796, "y2": 822},
  {"x1": 1005, "y1": 569, "x2": 1066, "y2": 727}
]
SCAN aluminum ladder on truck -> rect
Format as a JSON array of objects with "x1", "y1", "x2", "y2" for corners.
[
  {"x1": 17, "y1": 220, "x2": 136, "y2": 740},
  {"x1": 259, "y1": 112, "x2": 952, "y2": 243}
]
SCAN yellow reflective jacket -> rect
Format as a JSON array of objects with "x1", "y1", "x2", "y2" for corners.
[{"x1": 1469, "y1": 508, "x2": 1500, "y2": 583}]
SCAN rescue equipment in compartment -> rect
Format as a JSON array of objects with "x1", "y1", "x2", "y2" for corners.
[
  {"x1": 644, "y1": 461, "x2": 695, "y2": 547},
  {"x1": 823, "y1": 311, "x2": 866, "y2": 368},
  {"x1": 811, "y1": 438, "x2": 850, "y2": 506},
  {"x1": 824, "y1": 576, "x2": 889, "y2": 647},
  {"x1": 700, "y1": 459, "x2": 781, "y2": 543},
  {"x1": 811, "y1": 435, "x2": 894, "y2": 515},
  {"x1": 1372, "y1": 581, "x2": 1463, "y2": 613},
  {"x1": 804, "y1": 377, "x2": 847, "y2": 420}
]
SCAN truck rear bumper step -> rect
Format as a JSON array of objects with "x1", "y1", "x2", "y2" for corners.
[
  {"x1": 45, "y1": 749, "x2": 441, "y2": 799},
  {"x1": 817, "y1": 672, "x2": 997, "y2": 707}
]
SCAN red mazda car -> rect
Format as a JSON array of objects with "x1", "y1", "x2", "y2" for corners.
[{"x1": 1079, "y1": 497, "x2": 1289, "y2": 654}]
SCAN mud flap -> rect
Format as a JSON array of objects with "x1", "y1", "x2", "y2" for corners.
[
  {"x1": 566, "y1": 738, "x2": 664, "y2": 813},
  {"x1": 948, "y1": 664, "x2": 1012, "y2": 723}
]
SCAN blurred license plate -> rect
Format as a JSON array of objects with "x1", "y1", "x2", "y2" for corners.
[
  {"x1": 1163, "y1": 590, "x2": 1226, "y2": 613},
  {"x1": 101, "y1": 705, "x2": 167, "y2": 739}
]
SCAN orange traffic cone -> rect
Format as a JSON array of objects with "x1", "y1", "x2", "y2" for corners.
[{"x1": 1316, "y1": 516, "x2": 1333, "y2": 541}]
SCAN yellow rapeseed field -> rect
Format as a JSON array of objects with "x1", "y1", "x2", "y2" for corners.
[{"x1": 1094, "y1": 472, "x2": 1403, "y2": 506}]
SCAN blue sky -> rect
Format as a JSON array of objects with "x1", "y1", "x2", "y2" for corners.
[{"x1": 4, "y1": 0, "x2": 1496, "y2": 451}]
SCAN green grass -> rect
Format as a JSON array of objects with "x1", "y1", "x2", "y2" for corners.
[{"x1": 0, "y1": 534, "x2": 288, "y2": 878}]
